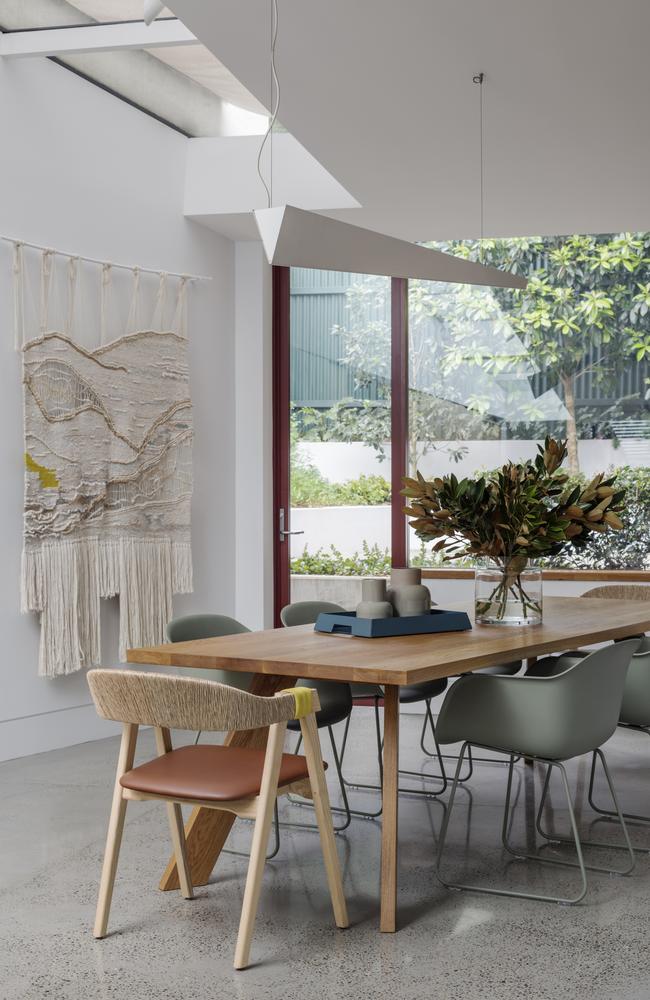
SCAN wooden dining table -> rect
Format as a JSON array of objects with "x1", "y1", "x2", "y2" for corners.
[{"x1": 127, "y1": 594, "x2": 650, "y2": 932}]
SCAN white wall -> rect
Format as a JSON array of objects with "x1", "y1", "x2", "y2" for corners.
[
  {"x1": 234, "y1": 242, "x2": 273, "y2": 629},
  {"x1": 0, "y1": 57, "x2": 237, "y2": 760}
]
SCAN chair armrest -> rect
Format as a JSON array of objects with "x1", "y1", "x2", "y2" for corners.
[
  {"x1": 435, "y1": 672, "x2": 569, "y2": 758},
  {"x1": 437, "y1": 639, "x2": 639, "y2": 761}
]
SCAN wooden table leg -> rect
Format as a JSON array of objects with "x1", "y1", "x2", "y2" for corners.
[
  {"x1": 159, "y1": 673, "x2": 291, "y2": 891},
  {"x1": 380, "y1": 684, "x2": 399, "y2": 932}
]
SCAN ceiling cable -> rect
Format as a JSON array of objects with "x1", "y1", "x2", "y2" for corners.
[
  {"x1": 472, "y1": 71, "x2": 485, "y2": 260},
  {"x1": 256, "y1": 0, "x2": 280, "y2": 208}
]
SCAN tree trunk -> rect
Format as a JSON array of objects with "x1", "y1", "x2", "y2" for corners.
[{"x1": 560, "y1": 372, "x2": 580, "y2": 475}]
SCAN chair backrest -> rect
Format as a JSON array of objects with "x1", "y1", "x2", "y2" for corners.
[
  {"x1": 167, "y1": 613, "x2": 250, "y2": 642},
  {"x1": 279, "y1": 601, "x2": 354, "y2": 711},
  {"x1": 582, "y1": 585, "x2": 650, "y2": 601},
  {"x1": 540, "y1": 639, "x2": 641, "y2": 757},
  {"x1": 88, "y1": 669, "x2": 302, "y2": 733},
  {"x1": 166, "y1": 613, "x2": 252, "y2": 691},
  {"x1": 280, "y1": 601, "x2": 345, "y2": 627},
  {"x1": 579, "y1": 586, "x2": 650, "y2": 727}
]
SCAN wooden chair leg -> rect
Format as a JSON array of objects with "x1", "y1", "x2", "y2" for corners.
[
  {"x1": 300, "y1": 711, "x2": 349, "y2": 930},
  {"x1": 94, "y1": 723, "x2": 138, "y2": 939},
  {"x1": 234, "y1": 721, "x2": 287, "y2": 971},
  {"x1": 154, "y1": 728, "x2": 194, "y2": 901}
]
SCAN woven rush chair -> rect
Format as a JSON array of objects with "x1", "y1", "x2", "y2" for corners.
[
  {"x1": 526, "y1": 585, "x2": 650, "y2": 830},
  {"x1": 435, "y1": 640, "x2": 639, "y2": 905},
  {"x1": 87, "y1": 669, "x2": 348, "y2": 970}
]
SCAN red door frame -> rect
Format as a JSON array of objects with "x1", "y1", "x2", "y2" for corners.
[
  {"x1": 272, "y1": 268, "x2": 409, "y2": 623},
  {"x1": 272, "y1": 265, "x2": 292, "y2": 626},
  {"x1": 391, "y1": 277, "x2": 409, "y2": 568}
]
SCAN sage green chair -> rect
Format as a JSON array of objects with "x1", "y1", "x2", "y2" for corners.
[
  {"x1": 280, "y1": 601, "x2": 375, "y2": 822},
  {"x1": 166, "y1": 613, "x2": 280, "y2": 858},
  {"x1": 435, "y1": 640, "x2": 640, "y2": 905},
  {"x1": 166, "y1": 614, "x2": 252, "y2": 690},
  {"x1": 281, "y1": 600, "x2": 450, "y2": 813},
  {"x1": 526, "y1": 586, "x2": 650, "y2": 828}
]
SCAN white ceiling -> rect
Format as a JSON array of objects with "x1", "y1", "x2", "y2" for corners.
[{"x1": 168, "y1": 0, "x2": 650, "y2": 240}]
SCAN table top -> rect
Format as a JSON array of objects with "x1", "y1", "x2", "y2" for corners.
[{"x1": 126, "y1": 596, "x2": 650, "y2": 686}]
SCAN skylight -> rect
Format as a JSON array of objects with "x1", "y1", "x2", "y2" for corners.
[{"x1": 0, "y1": 0, "x2": 268, "y2": 136}]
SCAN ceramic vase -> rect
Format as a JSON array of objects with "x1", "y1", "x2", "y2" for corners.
[
  {"x1": 386, "y1": 567, "x2": 431, "y2": 617},
  {"x1": 356, "y1": 578, "x2": 393, "y2": 619}
]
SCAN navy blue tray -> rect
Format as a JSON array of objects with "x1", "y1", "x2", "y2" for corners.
[{"x1": 314, "y1": 609, "x2": 472, "y2": 638}]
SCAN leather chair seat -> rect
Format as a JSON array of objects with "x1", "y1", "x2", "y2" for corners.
[{"x1": 120, "y1": 744, "x2": 312, "y2": 803}]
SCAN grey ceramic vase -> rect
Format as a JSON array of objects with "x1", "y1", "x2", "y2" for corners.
[
  {"x1": 356, "y1": 578, "x2": 393, "y2": 620},
  {"x1": 386, "y1": 567, "x2": 431, "y2": 617}
]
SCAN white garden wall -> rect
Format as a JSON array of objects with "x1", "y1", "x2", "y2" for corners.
[
  {"x1": 291, "y1": 573, "x2": 609, "y2": 608},
  {"x1": 297, "y1": 438, "x2": 624, "y2": 483}
]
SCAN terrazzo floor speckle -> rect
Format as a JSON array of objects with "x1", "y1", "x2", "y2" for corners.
[{"x1": 2, "y1": 713, "x2": 650, "y2": 1000}]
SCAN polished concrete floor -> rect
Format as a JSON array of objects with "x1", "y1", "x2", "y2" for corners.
[{"x1": 1, "y1": 711, "x2": 649, "y2": 1000}]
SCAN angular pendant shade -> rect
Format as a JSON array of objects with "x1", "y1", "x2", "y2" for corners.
[{"x1": 255, "y1": 205, "x2": 526, "y2": 289}]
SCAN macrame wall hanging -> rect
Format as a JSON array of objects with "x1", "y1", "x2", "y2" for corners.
[{"x1": 10, "y1": 239, "x2": 205, "y2": 677}]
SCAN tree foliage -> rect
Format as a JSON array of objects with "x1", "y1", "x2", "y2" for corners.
[{"x1": 444, "y1": 233, "x2": 650, "y2": 471}]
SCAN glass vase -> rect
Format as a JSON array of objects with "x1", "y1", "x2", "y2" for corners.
[{"x1": 474, "y1": 559, "x2": 542, "y2": 626}]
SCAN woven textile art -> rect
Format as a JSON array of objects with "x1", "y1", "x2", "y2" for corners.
[{"x1": 19, "y1": 251, "x2": 193, "y2": 677}]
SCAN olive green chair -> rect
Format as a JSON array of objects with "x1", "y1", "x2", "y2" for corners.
[
  {"x1": 281, "y1": 601, "x2": 449, "y2": 814},
  {"x1": 435, "y1": 640, "x2": 640, "y2": 905},
  {"x1": 166, "y1": 613, "x2": 280, "y2": 857},
  {"x1": 526, "y1": 586, "x2": 650, "y2": 828},
  {"x1": 166, "y1": 613, "x2": 253, "y2": 690}
]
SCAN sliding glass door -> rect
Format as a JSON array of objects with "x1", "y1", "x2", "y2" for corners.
[
  {"x1": 274, "y1": 267, "x2": 394, "y2": 621},
  {"x1": 274, "y1": 231, "x2": 650, "y2": 622}
]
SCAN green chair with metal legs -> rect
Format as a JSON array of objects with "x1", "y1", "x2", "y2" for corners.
[
  {"x1": 435, "y1": 640, "x2": 640, "y2": 905},
  {"x1": 420, "y1": 660, "x2": 523, "y2": 781},
  {"x1": 527, "y1": 635, "x2": 650, "y2": 831},
  {"x1": 281, "y1": 601, "x2": 450, "y2": 817},
  {"x1": 166, "y1": 613, "x2": 281, "y2": 858},
  {"x1": 279, "y1": 602, "x2": 361, "y2": 826}
]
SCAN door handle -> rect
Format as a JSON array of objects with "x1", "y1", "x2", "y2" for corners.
[{"x1": 279, "y1": 507, "x2": 304, "y2": 542}]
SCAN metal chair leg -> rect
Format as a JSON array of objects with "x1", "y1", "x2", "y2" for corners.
[
  {"x1": 437, "y1": 745, "x2": 589, "y2": 904},
  {"x1": 341, "y1": 698, "x2": 447, "y2": 801},
  {"x1": 421, "y1": 702, "x2": 520, "y2": 779},
  {"x1": 283, "y1": 726, "x2": 353, "y2": 832},
  {"x1": 588, "y1": 726, "x2": 650, "y2": 828},
  {"x1": 337, "y1": 698, "x2": 385, "y2": 819},
  {"x1": 534, "y1": 750, "x2": 636, "y2": 873}
]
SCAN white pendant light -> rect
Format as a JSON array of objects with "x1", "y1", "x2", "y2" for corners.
[
  {"x1": 255, "y1": 205, "x2": 525, "y2": 289},
  {"x1": 254, "y1": 4, "x2": 525, "y2": 291}
]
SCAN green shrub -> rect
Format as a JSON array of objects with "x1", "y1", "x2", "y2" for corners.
[
  {"x1": 289, "y1": 540, "x2": 471, "y2": 576},
  {"x1": 290, "y1": 465, "x2": 391, "y2": 508},
  {"x1": 335, "y1": 474, "x2": 391, "y2": 505},
  {"x1": 290, "y1": 542, "x2": 392, "y2": 576}
]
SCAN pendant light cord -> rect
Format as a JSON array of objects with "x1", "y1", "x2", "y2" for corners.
[
  {"x1": 257, "y1": 0, "x2": 280, "y2": 208},
  {"x1": 472, "y1": 71, "x2": 485, "y2": 259}
]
